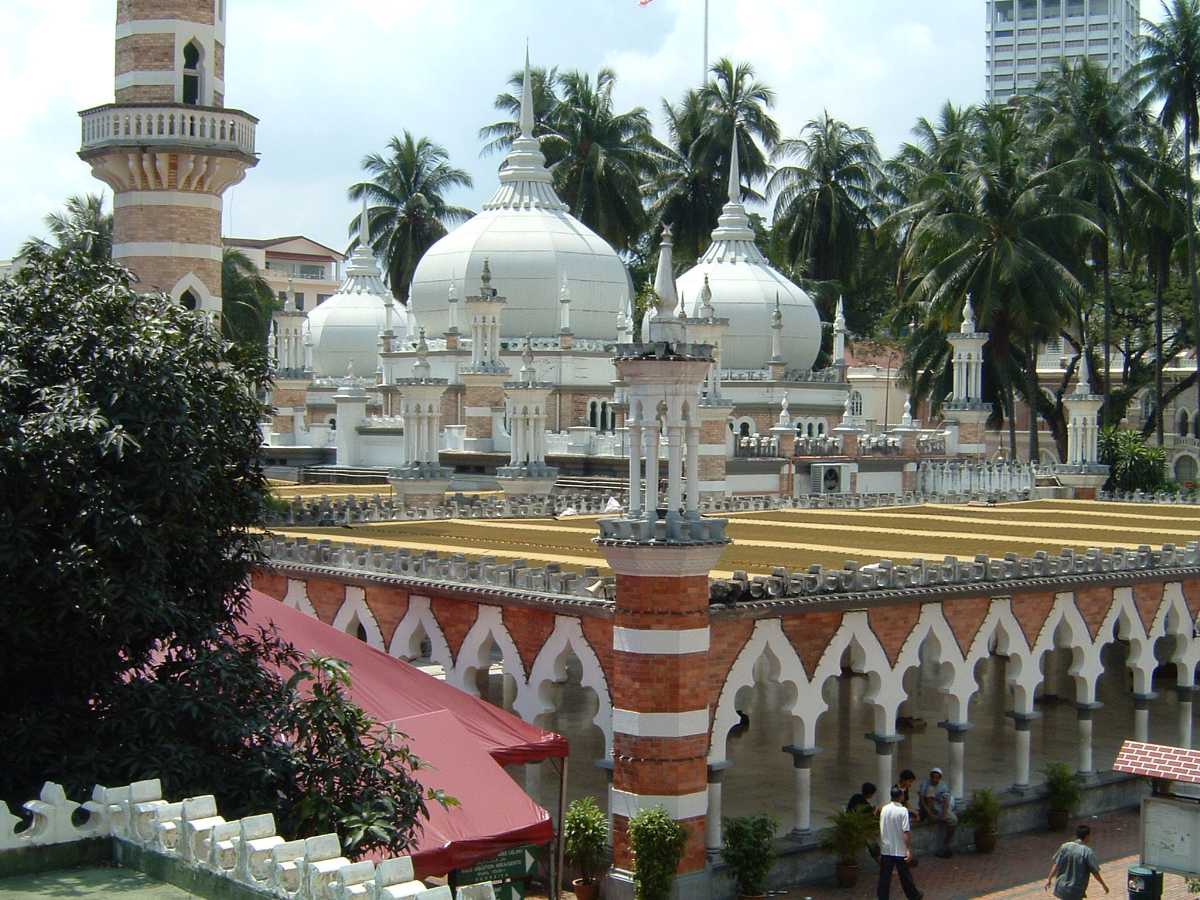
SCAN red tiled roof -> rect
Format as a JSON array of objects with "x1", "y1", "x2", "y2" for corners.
[{"x1": 1113, "y1": 740, "x2": 1200, "y2": 785}]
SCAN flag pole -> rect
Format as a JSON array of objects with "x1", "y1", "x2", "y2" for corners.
[{"x1": 702, "y1": 0, "x2": 709, "y2": 87}]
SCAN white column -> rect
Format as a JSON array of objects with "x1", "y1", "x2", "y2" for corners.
[
  {"x1": 1010, "y1": 712, "x2": 1034, "y2": 792},
  {"x1": 942, "y1": 722, "x2": 969, "y2": 805},
  {"x1": 1133, "y1": 694, "x2": 1153, "y2": 743},
  {"x1": 705, "y1": 763, "x2": 728, "y2": 852},
  {"x1": 535, "y1": 413, "x2": 546, "y2": 464},
  {"x1": 666, "y1": 422, "x2": 683, "y2": 514},
  {"x1": 1077, "y1": 705, "x2": 1096, "y2": 776},
  {"x1": 1178, "y1": 687, "x2": 1195, "y2": 749},
  {"x1": 510, "y1": 407, "x2": 522, "y2": 465},
  {"x1": 784, "y1": 746, "x2": 817, "y2": 835},
  {"x1": 645, "y1": 423, "x2": 660, "y2": 514},
  {"x1": 490, "y1": 319, "x2": 500, "y2": 366},
  {"x1": 873, "y1": 737, "x2": 897, "y2": 798},
  {"x1": 428, "y1": 409, "x2": 440, "y2": 463},
  {"x1": 628, "y1": 422, "x2": 643, "y2": 516},
  {"x1": 685, "y1": 424, "x2": 700, "y2": 513}
]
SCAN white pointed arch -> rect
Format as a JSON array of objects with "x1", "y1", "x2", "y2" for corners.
[
  {"x1": 517, "y1": 616, "x2": 613, "y2": 755},
  {"x1": 169, "y1": 272, "x2": 214, "y2": 308},
  {"x1": 1028, "y1": 591, "x2": 1105, "y2": 705},
  {"x1": 446, "y1": 605, "x2": 526, "y2": 701},
  {"x1": 331, "y1": 586, "x2": 385, "y2": 650},
  {"x1": 807, "y1": 610, "x2": 895, "y2": 734},
  {"x1": 1159, "y1": 583, "x2": 1200, "y2": 686},
  {"x1": 387, "y1": 595, "x2": 453, "y2": 672},
  {"x1": 1106, "y1": 587, "x2": 1156, "y2": 694},
  {"x1": 960, "y1": 597, "x2": 1037, "y2": 714},
  {"x1": 281, "y1": 578, "x2": 317, "y2": 617},
  {"x1": 889, "y1": 604, "x2": 972, "y2": 722},
  {"x1": 708, "y1": 618, "x2": 810, "y2": 764}
]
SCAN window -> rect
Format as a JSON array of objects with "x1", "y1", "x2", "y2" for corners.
[
  {"x1": 293, "y1": 292, "x2": 305, "y2": 310},
  {"x1": 300, "y1": 264, "x2": 324, "y2": 278},
  {"x1": 850, "y1": 391, "x2": 864, "y2": 417},
  {"x1": 996, "y1": 1, "x2": 1014, "y2": 22},
  {"x1": 182, "y1": 40, "x2": 202, "y2": 105},
  {"x1": 1176, "y1": 455, "x2": 1198, "y2": 486},
  {"x1": 180, "y1": 289, "x2": 198, "y2": 311},
  {"x1": 1043, "y1": 0, "x2": 1061, "y2": 17},
  {"x1": 1020, "y1": 0, "x2": 1038, "y2": 19},
  {"x1": 739, "y1": 422, "x2": 751, "y2": 438},
  {"x1": 995, "y1": 28, "x2": 1014, "y2": 37},
  {"x1": 1067, "y1": 0, "x2": 1085, "y2": 14},
  {"x1": 1089, "y1": 0, "x2": 1108, "y2": 14},
  {"x1": 317, "y1": 293, "x2": 332, "y2": 306}
]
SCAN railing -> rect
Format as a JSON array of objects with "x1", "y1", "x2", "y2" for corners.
[
  {"x1": 80, "y1": 103, "x2": 257, "y2": 156},
  {"x1": 734, "y1": 435, "x2": 781, "y2": 458}
]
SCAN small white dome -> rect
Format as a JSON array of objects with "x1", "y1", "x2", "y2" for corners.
[
  {"x1": 409, "y1": 53, "x2": 628, "y2": 340},
  {"x1": 675, "y1": 132, "x2": 822, "y2": 370},
  {"x1": 305, "y1": 216, "x2": 405, "y2": 378}
]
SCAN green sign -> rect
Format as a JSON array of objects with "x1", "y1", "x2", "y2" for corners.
[
  {"x1": 494, "y1": 883, "x2": 525, "y2": 900},
  {"x1": 455, "y1": 845, "x2": 537, "y2": 884}
]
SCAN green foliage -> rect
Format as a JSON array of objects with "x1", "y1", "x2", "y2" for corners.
[
  {"x1": 627, "y1": 806, "x2": 688, "y2": 900},
  {"x1": 0, "y1": 249, "x2": 440, "y2": 860},
  {"x1": 1099, "y1": 427, "x2": 1168, "y2": 493},
  {"x1": 720, "y1": 814, "x2": 777, "y2": 896},
  {"x1": 222, "y1": 247, "x2": 279, "y2": 363},
  {"x1": 563, "y1": 796, "x2": 608, "y2": 885},
  {"x1": 1042, "y1": 762, "x2": 1083, "y2": 813},
  {"x1": 632, "y1": 283, "x2": 658, "y2": 342},
  {"x1": 19, "y1": 192, "x2": 112, "y2": 263},
  {"x1": 821, "y1": 806, "x2": 876, "y2": 863},
  {"x1": 958, "y1": 788, "x2": 1001, "y2": 831}
]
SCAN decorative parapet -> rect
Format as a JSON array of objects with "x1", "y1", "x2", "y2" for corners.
[
  {"x1": 709, "y1": 539, "x2": 1200, "y2": 606},
  {"x1": 1100, "y1": 489, "x2": 1200, "y2": 504},
  {"x1": 595, "y1": 513, "x2": 728, "y2": 545},
  {"x1": 263, "y1": 534, "x2": 612, "y2": 603},
  {"x1": 79, "y1": 103, "x2": 258, "y2": 158},
  {"x1": 0, "y1": 779, "x2": 469, "y2": 899}
]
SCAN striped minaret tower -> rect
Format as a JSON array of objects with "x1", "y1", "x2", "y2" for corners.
[
  {"x1": 596, "y1": 236, "x2": 729, "y2": 897},
  {"x1": 78, "y1": 0, "x2": 258, "y2": 319}
]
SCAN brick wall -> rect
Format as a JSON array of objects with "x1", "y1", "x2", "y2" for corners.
[
  {"x1": 111, "y1": 254, "x2": 221, "y2": 300},
  {"x1": 114, "y1": 205, "x2": 220, "y2": 246},
  {"x1": 867, "y1": 604, "x2": 923, "y2": 666},
  {"x1": 118, "y1": 0, "x2": 214, "y2": 25},
  {"x1": 115, "y1": 33, "x2": 174, "y2": 76}
]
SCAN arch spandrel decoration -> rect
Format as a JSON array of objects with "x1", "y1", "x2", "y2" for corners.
[
  {"x1": 281, "y1": 578, "x2": 316, "y2": 617},
  {"x1": 387, "y1": 595, "x2": 453, "y2": 673},
  {"x1": 446, "y1": 605, "x2": 526, "y2": 699},
  {"x1": 331, "y1": 586, "x2": 385, "y2": 651}
]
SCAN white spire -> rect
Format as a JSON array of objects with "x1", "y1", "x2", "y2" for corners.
[
  {"x1": 699, "y1": 274, "x2": 714, "y2": 318},
  {"x1": 559, "y1": 273, "x2": 572, "y2": 332},
  {"x1": 728, "y1": 124, "x2": 741, "y2": 204},
  {"x1": 412, "y1": 327, "x2": 431, "y2": 379},
  {"x1": 1077, "y1": 351, "x2": 1093, "y2": 396},
  {"x1": 699, "y1": 116, "x2": 760, "y2": 262},
  {"x1": 358, "y1": 193, "x2": 370, "y2": 248},
  {"x1": 834, "y1": 296, "x2": 846, "y2": 331},
  {"x1": 284, "y1": 276, "x2": 296, "y2": 312},
  {"x1": 961, "y1": 295, "x2": 977, "y2": 334},
  {"x1": 519, "y1": 43, "x2": 535, "y2": 139},
  {"x1": 778, "y1": 394, "x2": 791, "y2": 426},
  {"x1": 652, "y1": 224, "x2": 679, "y2": 321},
  {"x1": 521, "y1": 333, "x2": 536, "y2": 384}
]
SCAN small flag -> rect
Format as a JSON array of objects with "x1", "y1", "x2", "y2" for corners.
[{"x1": 639, "y1": 0, "x2": 654, "y2": 5}]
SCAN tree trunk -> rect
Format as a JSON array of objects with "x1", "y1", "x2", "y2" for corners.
[
  {"x1": 1155, "y1": 265, "x2": 1165, "y2": 446},
  {"x1": 1102, "y1": 258, "x2": 1113, "y2": 427},
  {"x1": 1006, "y1": 382, "x2": 1018, "y2": 461},
  {"x1": 1186, "y1": 117, "x2": 1200, "y2": 426},
  {"x1": 1026, "y1": 340, "x2": 1040, "y2": 463}
]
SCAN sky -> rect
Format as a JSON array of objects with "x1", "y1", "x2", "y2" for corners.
[{"x1": 0, "y1": 0, "x2": 1167, "y2": 257}]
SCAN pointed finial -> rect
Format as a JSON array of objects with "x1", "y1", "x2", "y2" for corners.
[
  {"x1": 448, "y1": 278, "x2": 457, "y2": 303},
  {"x1": 285, "y1": 276, "x2": 296, "y2": 311},
  {"x1": 417, "y1": 326, "x2": 429, "y2": 354},
  {"x1": 1078, "y1": 351, "x2": 1093, "y2": 395},
  {"x1": 652, "y1": 224, "x2": 678, "y2": 319},
  {"x1": 358, "y1": 193, "x2": 370, "y2": 248},
  {"x1": 560, "y1": 272, "x2": 571, "y2": 304},
  {"x1": 677, "y1": 290, "x2": 688, "y2": 322},
  {"x1": 345, "y1": 360, "x2": 355, "y2": 382},
  {"x1": 519, "y1": 44, "x2": 535, "y2": 139},
  {"x1": 771, "y1": 292, "x2": 783, "y2": 327},
  {"x1": 728, "y1": 120, "x2": 741, "y2": 204},
  {"x1": 480, "y1": 258, "x2": 492, "y2": 295},
  {"x1": 412, "y1": 327, "x2": 431, "y2": 378},
  {"x1": 901, "y1": 396, "x2": 913, "y2": 427},
  {"x1": 843, "y1": 393, "x2": 853, "y2": 420},
  {"x1": 700, "y1": 274, "x2": 714, "y2": 317},
  {"x1": 834, "y1": 295, "x2": 846, "y2": 329},
  {"x1": 778, "y1": 394, "x2": 791, "y2": 426},
  {"x1": 961, "y1": 295, "x2": 976, "y2": 333}
]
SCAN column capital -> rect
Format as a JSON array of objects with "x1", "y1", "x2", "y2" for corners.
[
  {"x1": 937, "y1": 720, "x2": 972, "y2": 739},
  {"x1": 1175, "y1": 685, "x2": 1197, "y2": 701},
  {"x1": 594, "y1": 758, "x2": 615, "y2": 781},
  {"x1": 1133, "y1": 692, "x2": 1157, "y2": 710},
  {"x1": 707, "y1": 761, "x2": 732, "y2": 783},
  {"x1": 1075, "y1": 702, "x2": 1103, "y2": 719},
  {"x1": 866, "y1": 732, "x2": 903, "y2": 751},
  {"x1": 781, "y1": 745, "x2": 821, "y2": 768},
  {"x1": 1005, "y1": 710, "x2": 1041, "y2": 730}
]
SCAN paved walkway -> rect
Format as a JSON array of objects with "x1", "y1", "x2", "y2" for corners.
[{"x1": 776, "y1": 808, "x2": 1197, "y2": 899}]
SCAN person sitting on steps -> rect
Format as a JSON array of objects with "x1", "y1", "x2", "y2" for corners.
[{"x1": 917, "y1": 767, "x2": 957, "y2": 858}]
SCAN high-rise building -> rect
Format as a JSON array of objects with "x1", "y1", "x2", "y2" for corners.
[
  {"x1": 985, "y1": 0, "x2": 1140, "y2": 104},
  {"x1": 78, "y1": 1, "x2": 259, "y2": 320}
]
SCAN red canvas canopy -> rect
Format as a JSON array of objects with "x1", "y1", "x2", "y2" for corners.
[{"x1": 242, "y1": 589, "x2": 564, "y2": 875}]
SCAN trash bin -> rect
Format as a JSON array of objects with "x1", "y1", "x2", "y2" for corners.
[{"x1": 1127, "y1": 865, "x2": 1162, "y2": 900}]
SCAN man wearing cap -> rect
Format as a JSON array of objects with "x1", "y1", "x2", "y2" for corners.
[{"x1": 917, "y1": 767, "x2": 956, "y2": 858}]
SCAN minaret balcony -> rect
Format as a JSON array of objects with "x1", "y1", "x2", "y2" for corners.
[{"x1": 79, "y1": 102, "x2": 257, "y2": 160}]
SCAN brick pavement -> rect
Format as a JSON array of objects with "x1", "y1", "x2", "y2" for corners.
[{"x1": 779, "y1": 808, "x2": 1197, "y2": 900}]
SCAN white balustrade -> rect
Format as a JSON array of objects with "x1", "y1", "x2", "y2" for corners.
[{"x1": 80, "y1": 104, "x2": 257, "y2": 156}]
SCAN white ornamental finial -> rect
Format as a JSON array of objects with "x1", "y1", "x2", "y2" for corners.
[
  {"x1": 700, "y1": 274, "x2": 714, "y2": 318},
  {"x1": 344, "y1": 360, "x2": 355, "y2": 384},
  {"x1": 358, "y1": 193, "x2": 370, "y2": 248},
  {"x1": 962, "y1": 295, "x2": 976, "y2": 334},
  {"x1": 677, "y1": 290, "x2": 688, "y2": 322},
  {"x1": 778, "y1": 394, "x2": 791, "y2": 426},
  {"x1": 843, "y1": 393, "x2": 853, "y2": 420},
  {"x1": 1077, "y1": 351, "x2": 1093, "y2": 395},
  {"x1": 413, "y1": 327, "x2": 431, "y2": 379},
  {"x1": 901, "y1": 396, "x2": 913, "y2": 427},
  {"x1": 771, "y1": 292, "x2": 783, "y2": 328},
  {"x1": 448, "y1": 279, "x2": 457, "y2": 303},
  {"x1": 652, "y1": 223, "x2": 678, "y2": 320},
  {"x1": 728, "y1": 120, "x2": 741, "y2": 204},
  {"x1": 285, "y1": 276, "x2": 296, "y2": 312},
  {"x1": 519, "y1": 43, "x2": 535, "y2": 139},
  {"x1": 834, "y1": 295, "x2": 846, "y2": 331},
  {"x1": 522, "y1": 333, "x2": 535, "y2": 383}
]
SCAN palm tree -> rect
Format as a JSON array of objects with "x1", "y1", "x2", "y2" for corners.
[
  {"x1": 897, "y1": 105, "x2": 1098, "y2": 459},
  {"x1": 477, "y1": 65, "x2": 562, "y2": 159},
  {"x1": 644, "y1": 89, "x2": 726, "y2": 266},
  {"x1": 698, "y1": 58, "x2": 780, "y2": 188},
  {"x1": 221, "y1": 248, "x2": 277, "y2": 360},
  {"x1": 20, "y1": 193, "x2": 112, "y2": 262},
  {"x1": 349, "y1": 131, "x2": 473, "y2": 303},
  {"x1": 549, "y1": 68, "x2": 659, "y2": 253},
  {"x1": 1029, "y1": 58, "x2": 1149, "y2": 424},
  {"x1": 1138, "y1": 0, "x2": 1200, "y2": 422},
  {"x1": 768, "y1": 112, "x2": 882, "y2": 290}
]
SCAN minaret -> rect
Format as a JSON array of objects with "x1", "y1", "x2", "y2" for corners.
[
  {"x1": 684, "y1": 273, "x2": 732, "y2": 504},
  {"x1": 388, "y1": 329, "x2": 453, "y2": 511},
  {"x1": 461, "y1": 261, "x2": 510, "y2": 452},
  {"x1": 768, "y1": 293, "x2": 786, "y2": 380},
  {"x1": 497, "y1": 337, "x2": 558, "y2": 497},
  {"x1": 79, "y1": 1, "x2": 258, "y2": 318},
  {"x1": 1055, "y1": 353, "x2": 1110, "y2": 498},
  {"x1": 944, "y1": 295, "x2": 990, "y2": 456},
  {"x1": 833, "y1": 296, "x2": 847, "y2": 375}
]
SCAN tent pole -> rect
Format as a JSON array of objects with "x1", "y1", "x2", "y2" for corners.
[{"x1": 555, "y1": 758, "x2": 568, "y2": 900}]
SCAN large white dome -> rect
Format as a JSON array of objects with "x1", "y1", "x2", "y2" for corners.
[
  {"x1": 675, "y1": 140, "x2": 822, "y2": 370},
  {"x1": 305, "y1": 226, "x2": 405, "y2": 378},
  {"x1": 410, "y1": 57, "x2": 629, "y2": 341}
]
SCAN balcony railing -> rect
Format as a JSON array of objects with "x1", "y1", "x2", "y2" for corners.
[{"x1": 80, "y1": 103, "x2": 257, "y2": 157}]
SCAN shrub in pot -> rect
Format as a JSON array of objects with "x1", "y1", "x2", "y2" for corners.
[
  {"x1": 720, "y1": 814, "x2": 777, "y2": 898},
  {"x1": 821, "y1": 806, "x2": 876, "y2": 889},
  {"x1": 1042, "y1": 762, "x2": 1082, "y2": 832},
  {"x1": 564, "y1": 796, "x2": 608, "y2": 900},
  {"x1": 959, "y1": 788, "x2": 1001, "y2": 853},
  {"x1": 628, "y1": 806, "x2": 688, "y2": 900}
]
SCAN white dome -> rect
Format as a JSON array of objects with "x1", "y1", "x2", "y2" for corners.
[
  {"x1": 410, "y1": 56, "x2": 628, "y2": 341},
  {"x1": 675, "y1": 135, "x2": 822, "y2": 370},
  {"x1": 305, "y1": 220, "x2": 405, "y2": 378}
]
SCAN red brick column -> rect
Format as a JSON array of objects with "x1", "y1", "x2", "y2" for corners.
[{"x1": 598, "y1": 544, "x2": 725, "y2": 889}]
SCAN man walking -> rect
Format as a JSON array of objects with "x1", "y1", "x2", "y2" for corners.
[
  {"x1": 878, "y1": 786, "x2": 923, "y2": 900},
  {"x1": 918, "y1": 767, "x2": 957, "y2": 857},
  {"x1": 1045, "y1": 825, "x2": 1109, "y2": 899}
]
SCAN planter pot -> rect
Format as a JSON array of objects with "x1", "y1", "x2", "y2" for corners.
[
  {"x1": 1047, "y1": 808, "x2": 1070, "y2": 832},
  {"x1": 572, "y1": 878, "x2": 599, "y2": 900},
  {"x1": 835, "y1": 861, "x2": 859, "y2": 889},
  {"x1": 974, "y1": 827, "x2": 998, "y2": 853}
]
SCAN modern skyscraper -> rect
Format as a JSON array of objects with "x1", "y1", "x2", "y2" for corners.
[{"x1": 985, "y1": 0, "x2": 1140, "y2": 103}]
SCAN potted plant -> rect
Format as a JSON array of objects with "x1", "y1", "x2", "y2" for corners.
[
  {"x1": 959, "y1": 788, "x2": 1001, "y2": 853},
  {"x1": 563, "y1": 796, "x2": 608, "y2": 900},
  {"x1": 1042, "y1": 762, "x2": 1082, "y2": 832},
  {"x1": 628, "y1": 806, "x2": 687, "y2": 900},
  {"x1": 720, "y1": 814, "x2": 777, "y2": 898},
  {"x1": 821, "y1": 806, "x2": 876, "y2": 889}
]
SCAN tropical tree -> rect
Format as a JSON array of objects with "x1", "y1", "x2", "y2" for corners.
[
  {"x1": 894, "y1": 104, "x2": 1099, "y2": 459},
  {"x1": 548, "y1": 68, "x2": 659, "y2": 252},
  {"x1": 20, "y1": 192, "x2": 112, "y2": 263},
  {"x1": 768, "y1": 113, "x2": 882, "y2": 330},
  {"x1": 1138, "y1": 0, "x2": 1200, "y2": 420},
  {"x1": 349, "y1": 131, "x2": 474, "y2": 303},
  {"x1": 698, "y1": 58, "x2": 780, "y2": 188},
  {"x1": 477, "y1": 64, "x2": 562, "y2": 159},
  {"x1": 1029, "y1": 58, "x2": 1148, "y2": 423},
  {"x1": 221, "y1": 247, "x2": 278, "y2": 362}
]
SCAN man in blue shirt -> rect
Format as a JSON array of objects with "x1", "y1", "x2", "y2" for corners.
[{"x1": 1045, "y1": 825, "x2": 1109, "y2": 899}]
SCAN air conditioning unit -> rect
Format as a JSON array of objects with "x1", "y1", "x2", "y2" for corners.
[{"x1": 810, "y1": 463, "x2": 851, "y2": 495}]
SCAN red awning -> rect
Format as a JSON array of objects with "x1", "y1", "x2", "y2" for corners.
[{"x1": 241, "y1": 590, "x2": 564, "y2": 875}]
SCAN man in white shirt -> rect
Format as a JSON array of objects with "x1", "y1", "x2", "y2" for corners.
[{"x1": 878, "y1": 786, "x2": 923, "y2": 900}]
